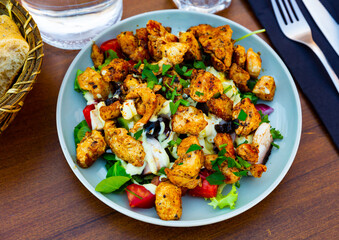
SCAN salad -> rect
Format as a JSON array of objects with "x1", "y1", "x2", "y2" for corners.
[{"x1": 73, "y1": 20, "x2": 283, "y2": 221}]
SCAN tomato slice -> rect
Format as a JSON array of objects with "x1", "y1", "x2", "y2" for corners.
[
  {"x1": 125, "y1": 184, "x2": 155, "y2": 208},
  {"x1": 188, "y1": 169, "x2": 218, "y2": 198},
  {"x1": 83, "y1": 104, "x2": 95, "y2": 129},
  {"x1": 100, "y1": 39, "x2": 123, "y2": 58}
]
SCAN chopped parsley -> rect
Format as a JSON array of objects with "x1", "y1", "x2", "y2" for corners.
[
  {"x1": 195, "y1": 91, "x2": 204, "y2": 97},
  {"x1": 259, "y1": 110, "x2": 270, "y2": 124},
  {"x1": 271, "y1": 142, "x2": 280, "y2": 149},
  {"x1": 238, "y1": 109, "x2": 247, "y2": 121},
  {"x1": 270, "y1": 128, "x2": 283, "y2": 140},
  {"x1": 186, "y1": 144, "x2": 202, "y2": 153},
  {"x1": 233, "y1": 170, "x2": 248, "y2": 177},
  {"x1": 133, "y1": 129, "x2": 143, "y2": 140},
  {"x1": 169, "y1": 99, "x2": 190, "y2": 115},
  {"x1": 162, "y1": 64, "x2": 171, "y2": 75},
  {"x1": 237, "y1": 156, "x2": 251, "y2": 168},
  {"x1": 193, "y1": 61, "x2": 206, "y2": 69},
  {"x1": 240, "y1": 92, "x2": 258, "y2": 104}
]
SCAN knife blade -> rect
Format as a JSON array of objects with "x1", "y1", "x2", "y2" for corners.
[{"x1": 302, "y1": 0, "x2": 339, "y2": 56}]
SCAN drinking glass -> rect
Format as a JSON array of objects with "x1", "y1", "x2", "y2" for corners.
[
  {"x1": 20, "y1": 0, "x2": 123, "y2": 50},
  {"x1": 172, "y1": 0, "x2": 231, "y2": 13}
]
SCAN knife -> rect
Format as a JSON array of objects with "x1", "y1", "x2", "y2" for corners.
[{"x1": 302, "y1": 0, "x2": 339, "y2": 56}]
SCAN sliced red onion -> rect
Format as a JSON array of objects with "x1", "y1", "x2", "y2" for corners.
[{"x1": 255, "y1": 104, "x2": 274, "y2": 115}]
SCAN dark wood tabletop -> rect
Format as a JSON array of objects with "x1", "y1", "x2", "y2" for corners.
[{"x1": 1, "y1": 0, "x2": 338, "y2": 239}]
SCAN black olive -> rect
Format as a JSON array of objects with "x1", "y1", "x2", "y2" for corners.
[
  {"x1": 195, "y1": 102, "x2": 209, "y2": 115},
  {"x1": 215, "y1": 121, "x2": 235, "y2": 133},
  {"x1": 105, "y1": 97, "x2": 119, "y2": 106},
  {"x1": 178, "y1": 134, "x2": 188, "y2": 139},
  {"x1": 144, "y1": 121, "x2": 161, "y2": 138}
]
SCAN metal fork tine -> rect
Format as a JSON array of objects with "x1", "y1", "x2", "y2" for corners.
[
  {"x1": 271, "y1": 0, "x2": 286, "y2": 26},
  {"x1": 277, "y1": 0, "x2": 291, "y2": 24},
  {"x1": 289, "y1": 0, "x2": 305, "y2": 21},
  {"x1": 283, "y1": 0, "x2": 297, "y2": 22}
]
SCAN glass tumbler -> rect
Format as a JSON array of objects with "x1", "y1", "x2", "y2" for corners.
[
  {"x1": 20, "y1": 0, "x2": 123, "y2": 50},
  {"x1": 172, "y1": 0, "x2": 231, "y2": 13}
]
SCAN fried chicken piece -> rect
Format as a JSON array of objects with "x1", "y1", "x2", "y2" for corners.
[
  {"x1": 99, "y1": 101, "x2": 121, "y2": 121},
  {"x1": 117, "y1": 30, "x2": 150, "y2": 62},
  {"x1": 246, "y1": 48, "x2": 261, "y2": 79},
  {"x1": 214, "y1": 133, "x2": 236, "y2": 159},
  {"x1": 219, "y1": 165, "x2": 240, "y2": 184},
  {"x1": 229, "y1": 63, "x2": 251, "y2": 92},
  {"x1": 233, "y1": 45, "x2": 246, "y2": 69},
  {"x1": 122, "y1": 74, "x2": 140, "y2": 94},
  {"x1": 125, "y1": 85, "x2": 157, "y2": 133},
  {"x1": 165, "y1": 136, "x2": 204, "y2": 189},
  {"x1": 189, "y1": 69, "x2": 224, "y2": 102},
  {"x1": 179, "y1": 31, "x2": 202, "y2": 61},
  {"x1": 232, "y1": 98, "x2": 261, "y2": 136},
  {"x1": 204, "y1": 154, "x2": 218, "y2": 171},
  {"x1": 91, "y1": 43, "x2": 104, "y2": 68},
  {"x1": 187, "y1": 24, "x2": 214, "y2": 38},
  {"x1": 248, "y1": 164, "x2": 267, "y2": 178},
  {"x1": 104, "y1": 121, "x2": 145, "y2": 166},
  {"x1": 236, "y1": 143, "x2": 259, "y2": 163},
  {"x1": 155, "y1": 181, "x2": 182, "y2": 220},
  {"x1": 252, "y1": 75, "x2": 276, "y2": 101},
  {"x1": 78, "y1": 67, "x2": 110, "y2": 100},
  {"x1": 199, "y1": 25, "x2": 234, "y2": 72},
  {"x1": 147, "y1": 20, "x2": 178, "y2": 61},
  {"x1": 157, "y1": 42, "x2": 189, "y2": 67},
  {"x1": 177, "y1": 135, "x2": 201, "y2": 158},
  {"x1": 154, "y1": 94, "x2": 167, "y2": 116},
  {"x1": 206, "y1": 94, "x2": 233, "y2": 121},
  {"x1": 171, "y1": 106, "x2": 208, "y2": 135},
  {"x1": 76, "y1": 130, "x2": 106, "y2": 168},
  {"x1": 100, "y1": 58, "x2": 130, "y2": 82}
]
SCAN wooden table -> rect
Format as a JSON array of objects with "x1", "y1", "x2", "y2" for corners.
[{"x1": 1, "y1": 0, "x2": 338, "y2": 239}]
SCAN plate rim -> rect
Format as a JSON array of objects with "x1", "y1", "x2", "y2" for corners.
[{"x1": 56, "y1": 9, "x2": 302, "y2": 227}]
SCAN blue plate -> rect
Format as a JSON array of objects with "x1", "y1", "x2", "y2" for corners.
[{"x1": 56, "y1": 10, "x2": 302, "y2": 227}]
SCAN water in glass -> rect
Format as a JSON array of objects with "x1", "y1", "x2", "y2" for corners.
[
  {"x1": 21, "y1": 0, "x2": 123, "y2": 50},
  {"x1": 172, "y1": 0, "x2": 231, "y2": 13}
]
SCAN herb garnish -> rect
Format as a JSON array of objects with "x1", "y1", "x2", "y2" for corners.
[
  {"x1": 195, "y1": 91, "x2": 204, "y2": 97},
  {"x1": 186, "y1": 144, "x2": 202, "y2": 153},
  {"x1": 238, "y1": 109, "x2": 247, "y2": 121}
]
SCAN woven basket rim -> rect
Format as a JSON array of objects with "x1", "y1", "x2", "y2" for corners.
[{"x1": 0, "y1": 0, "x2": 44, "y2": 133}]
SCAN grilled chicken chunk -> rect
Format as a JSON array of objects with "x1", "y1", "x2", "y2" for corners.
[
  {"x1": 125, "y1": 85, "x2": 157, "y2": 133},
  {"x1": 78, "y1": 67, "x2": 110, "y2": 100},
  {"x1": 229, "y1": 63, "x2": 251, "y2": 92},
  {"x1": 117, "y1": 29, "x2": 150, "y2": 62},
  {"x1": 91, "y1": 43, "x2": 104, "y2": 68},
  {"x1": 199, "y1": 25, "x2": 234, "y2": 72},
  {"x1": 171, "y1": 106, "x2": 208, "y2": 135},
  {"x1": 232, "y1": 98, "x2": 261, "y2": 136},
  {"x1": 206, "y1": 94, "x2": 233, "y2": 121},
  {"x1": 189, "y1": 69, "x2": 224, "y2": 103},
  {"x1": 252, "y1": 122, "x2": 273, "y2": 164},
  {"x1": 236, "y1": 143, "x2": 259, "y2": 163},
  {"x1": 103, "y1": 121, "x2": 145, "y2": 166},
  {"x1": 166, "y1": 136, "x2": 204, "y2": 189},
  {"x1": 179, "y1": 31, "x2": 202, "y2": 61},
  {"x1": 233, "y1": 45, "x2": 246, "y2": 69},
  {"x1": 252, "y1": 75, "x2": 276, "y2": 101},
  {"x1": 246, "y1": 48, "x2": 261, "y2": 79},
  {"x1": 155, "y1": 181, "x2": 182, "y2": 220},
  {"x1": 76, "y1": 130, "x2": 106, "y2": 168},
  {"x1": 147, "y1": 20, "x2": 178, "y2": 61},
  {"x1": 99, "y1": 101, "x2": 121, "y2": 121},
  {"x1": 100, "y1": 58, "x2": 131, "y2": 82}
]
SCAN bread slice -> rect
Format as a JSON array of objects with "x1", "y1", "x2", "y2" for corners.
[{"x1": 0, "y1": 15, "x2": 29, "y2": 97}]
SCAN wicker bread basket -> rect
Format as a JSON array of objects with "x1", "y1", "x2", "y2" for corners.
[{"x1": 0, "y1": 0, "x2": 43, "y2": 134}]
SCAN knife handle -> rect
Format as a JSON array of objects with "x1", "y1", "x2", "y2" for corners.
[{"x1": 308, "y1": 41, "x2": 339, "y2": 93}]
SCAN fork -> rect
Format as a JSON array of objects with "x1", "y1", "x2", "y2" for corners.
[{"x1": 271, "y1": 0, "x2": 339, "y2": 93}]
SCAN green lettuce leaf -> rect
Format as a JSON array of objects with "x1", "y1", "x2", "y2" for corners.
[
  {"x1": 95, "y1": 176, "x2": 131, "y2": 194},
  {"x1": 208, "y1": 184, "x2": 238, "y2": 209}
]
